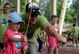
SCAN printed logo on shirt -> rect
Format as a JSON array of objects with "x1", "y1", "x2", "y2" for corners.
[
  {"x1": 55, "y1": 28, "x2": 58, "y2": 32},
  {"x1": 15, "y1": 42, "x2": 22, "y2": 49},
  {"x1": 1, "y1": 18, "x2": 6, "y2": 26}
]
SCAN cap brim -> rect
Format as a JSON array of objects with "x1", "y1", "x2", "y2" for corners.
[{"x1": 11, "y1": 20, "x2": 25, "y2": 23}]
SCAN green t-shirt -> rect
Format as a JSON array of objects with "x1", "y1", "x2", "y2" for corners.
[
  {"x1": 0, "y1": 13, "x2": 9, "y2": 43},
  {"x1": 19, "y1": 15, "x2": 49, "y2": 37},
  {"x1": 71, "y1": 26, "x2": 79, "y2": 36}
]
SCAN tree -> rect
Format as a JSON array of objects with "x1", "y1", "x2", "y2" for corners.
[
  {"x1": 21, "y1": 0, "x2": 29, "y2": 14},
  {"x1": 65, "y1": 8, "x2": 74, "y2": 23},
  {"x1": 36, "y1": 0, "x2": 73, "y2": 23},
  {"x1": 71, "y1": 0, "x2": 79, "y2": 26}
]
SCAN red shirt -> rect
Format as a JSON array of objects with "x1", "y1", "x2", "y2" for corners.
[
  {"x1": 48, "y1": 26, "x2": 60, "y2": 47},
  {"x1": 4, "y1": 28, "x2": 28, "y2": 54}
]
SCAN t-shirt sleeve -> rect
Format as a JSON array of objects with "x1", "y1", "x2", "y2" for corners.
[
  {"x1": 37, "y1": 15, "x2": 49, "y2": 27},
  {"x1": 4, "y1": 30, "x2": 12, "y2": 43}
]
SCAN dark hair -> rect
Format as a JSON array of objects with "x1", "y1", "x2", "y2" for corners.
[
  {"x1": 8, "y1": 20, "x2": 12, "y2": 23},
  {"x1": 26, "y1": 3, "x2": 30, "y2": 12},
  {"x1": 3, "y1": 3, "x2": 11, "y2": 8},
  {"x1": 73, "y1": 24, "x2": 76, "y2": 27},
  {"x1": 50, "y1": 15, "x2": 57, "y2": 20}
]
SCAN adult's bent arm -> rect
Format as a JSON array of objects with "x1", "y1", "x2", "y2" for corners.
[{"x1": 42, "y1": 23, "x2": 67, "y2": 43}]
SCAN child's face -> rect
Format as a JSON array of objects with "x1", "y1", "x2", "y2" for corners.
[
  {"x1": 52, "y1": 18, "x2": 58, "y2": 24},
  {"x1": 9, "y1": 22, "x2": 20, "y2": 31}
]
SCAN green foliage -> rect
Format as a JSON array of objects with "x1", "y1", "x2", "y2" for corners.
[
  {"x1": 65, "y1": 8, "x2": 75, "y2": 23},
  {"x1": 70, "y1": 0, "x2": 79, "y2": 25},
  {"x1": 37, "y1": 0, "x2": 63, "y2": 21},
  {"x1": 34, "y1": 28, "x2": 45, "y2": 37},
  {"x1": 57, "y1": 0, "x2": 62, "y2": 18},
  {"x1": 44, "y1": 1, "x2": 52, "y2": 21},
  {"x1": 21, "y1": 0, "x2": 29, "y2": 14}
]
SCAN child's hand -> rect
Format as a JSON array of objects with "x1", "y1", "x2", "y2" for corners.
[
  {"x1": 23, "y1": 45, "x2": 28, "y2": 53},
  {"x1": 22, "y1": 34, "x2": 27, "y2": 42}
]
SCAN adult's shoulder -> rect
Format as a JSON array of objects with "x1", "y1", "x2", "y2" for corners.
[
  {"x1": 37, "y1": 15, "x2": 49, "y2": 27},
  {"x1": 37, "y1": 15, "x2": 46, "y2": 19}
]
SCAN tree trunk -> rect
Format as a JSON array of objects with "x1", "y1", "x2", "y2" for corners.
[
  {"x1": 59, "y1": 0, "x2": 68, "y2": 35},
  {"x1": 16, "y1": 0, "x2": 20, "y2": 13},
  {"x1": 51, "y1": 0, "x2": 57, "y2": 15}
]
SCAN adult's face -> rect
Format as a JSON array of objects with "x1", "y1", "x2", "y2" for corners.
[
  {"x1": 30, "y1": 16, "x2": 37, "y2": 24},
  {"x1": 25, "y1": 12, "x2": 37, "y2": 24},
  {"x1": 3, "y1": 5, "x2": 10, "y2": 14}
]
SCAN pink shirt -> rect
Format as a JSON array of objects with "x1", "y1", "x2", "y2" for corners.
[
  {"x1": 3, "y1": 28, "x2": 28, "y2": 54},
  {"x1": 48, "y1": 26, "x2": 60, "y2": 47}
]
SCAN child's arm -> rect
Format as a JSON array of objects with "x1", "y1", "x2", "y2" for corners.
[
  {"x1": 10, "y1": 37, "x2": 23, "y2": 42},
  {"x1": 9, "y1": 34, "x2": 27, "y2": 42},
  {"x1": 21, "y1": 34, "x2": 28, "y2": 54}
]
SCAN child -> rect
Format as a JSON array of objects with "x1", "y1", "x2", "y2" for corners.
[
  {"x1": 3, "y1": 12, "x2": 28, "y2": 54},
  {"x1": 47, "y1": 15, "x2": 60, "y2": 54}
]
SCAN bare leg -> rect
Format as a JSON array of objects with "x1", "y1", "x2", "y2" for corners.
[
  {"x1": 72, "y1": 37, "x2": 75, "y2": 47},
  {"x1": 75, "y1": 37, "x2": 78, "y2": 47},
  {"x1": 54, "y1": 47, "x2": 58, "y2": 54},
  {"x1": 48, "y1": 47, "x2": 55, "y2": 54}
]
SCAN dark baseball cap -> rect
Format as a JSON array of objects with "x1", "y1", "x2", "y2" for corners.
[{"x1": 26, "y1": 2, "x2": 40, "y2": 17}]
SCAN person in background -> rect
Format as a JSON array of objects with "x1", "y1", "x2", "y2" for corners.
[
  {"x1": 46, "y1": 15, "x2": 60, "y2": 54},
  {"x1": 0, "y1": 3, "x2": 11, "y2": 53},
  {"x1": 3, "y1": 12, "x2": 28, "y2": 54},
  {"x1": 71, "y1": 24, "x2": 79, "y2": 47},
  {"x1": 19, "y1": 2, "x2": 67, "y2": 54}
]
